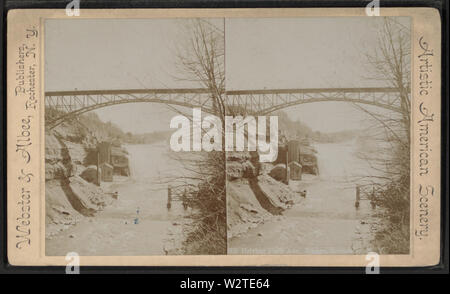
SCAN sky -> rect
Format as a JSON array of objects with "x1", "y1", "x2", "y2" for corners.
[
  {"x1": 45, "y1": 19, "x2": 198, "y2": 133},
  {"x1": 45, "y1": 17, "x2": 409, "y2": 133},
  {"x1": 225, "y1": 17, "x2": 409, "y2": 133}
]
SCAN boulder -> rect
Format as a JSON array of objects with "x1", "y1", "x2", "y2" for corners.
[
  {"x1": 227, "y1": 160, "x2": 258, "y2": 180},
  {"x1": 242, "y1": 161, "x2": 257, "y2": 178},
  {"x1": 269, "y1": 164, "x2": 288, "y2": 182},
  {"x1": 80, "y1": 165, "x2": 98, "y2": 184},
  {"x1": 226, "y1": 161, "x2": 243, "y2": 181}
]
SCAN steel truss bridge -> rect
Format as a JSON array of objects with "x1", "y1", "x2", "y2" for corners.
[{"x1": 45, "y1": 87, "x2": 406, "y2": 129}]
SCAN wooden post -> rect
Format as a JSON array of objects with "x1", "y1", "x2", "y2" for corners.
[
  {"x1": 355, "y1": 185, "x2": 360, "y2": 208},
  {"x1": 167, "y1": 185, "x2": 172, "y2": 210},
  {"x1": 182, "y1": 188, "x2": 188, "y2": 210},
  {"x1": 96, "y1": 150, "x2": 100, "y2": 186},
  {"x1": 371, "y1": 186, "x2": 376, "y2": 209},
  {"x1": 285, "y1": 145, "x2": 289, "y2": 185}
]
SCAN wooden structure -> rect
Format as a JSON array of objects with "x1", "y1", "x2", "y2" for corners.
[
  {"x1": 111, "y1": 146, "x2": 130, "y2": 176},
  {"x1": 167, "y1": 185, "x2": 195, "y2": 210},
  {"x1": 299, "y1": 145, "x2": 319, "y2": 175},
  {"x1": 289, "y1": 161, "x2": 302, "y2": 180},
  {"x1": 355, "y1": 186, "x2": 361, "y2": 208},
  {"x1": 285, "y1": 145, "x2": 289, "y2": 184},
  {"x1": 97, "y1": 142, "x2": 130, "y2": 177},
  {"x1": 355, "y1": 185, "x2": 377, "y2": 209},
  {"x1": 97, "y1": 142, "x2": 111, "y2": 165},
  {"x1": 100, "y1": 162, "x2": 113, "y2": 182},
  {"x1": 167, "y1": 186, "x2": 172, "y2": 210},
  {"x1": 287, "y1": 140, "x2": 301, "y2": 163}
]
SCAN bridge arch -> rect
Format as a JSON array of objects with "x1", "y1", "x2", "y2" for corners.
[
  {"x1": 45, "y1": 87, "x2": 406, "y2": 129},
  {"x1": 46, "y1": 98, "x2": 216, "y2": 130},
  {"x1": 225, "y1": 88, "x2": 405, "y2": 115},
  {"x1": 257, "y1": 97, "x2": 403, "y2": 115},
  {"x1": 45, "y1": 88, "x2": 216, "y2": 129}
]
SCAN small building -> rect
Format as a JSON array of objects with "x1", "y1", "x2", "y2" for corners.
[
  {"x1": 97, "y1": 141, "x2": 112, "y2": 165},
  {"x1": 274, "y1": 144, "x2": 288, "y2": 165},
  {"x1": 111, "y1": 147, "x2": 130, "y2": 176},
  {"x1": 289, "y1": 161, "x2": 302, "y2": 180},
  {"x1": 300, "y1": 146, "x2": 319, "y2": 175},
  {"x1": 287, "y1": 140, "x2": 301, "y2": 163},
  {"x1": 96, "y1": 142, "x2": 130, "y2": 177},
  {"x1": 100, "y1": 162, "x2": 113, "y2": 182}
]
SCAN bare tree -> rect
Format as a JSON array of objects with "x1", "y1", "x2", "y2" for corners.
[
  {"x1": 168, "y1": 19, "x2": 227, "y2": 254},
  {"x1": 175, "y1": 19, "x2": 226, "y2": 121},
  {"x1": 356, "y1": 17, "x2": 411, "y2": 253},
  {"x1": 364, "y1": 17, "x2": 411, "y2": 142}
]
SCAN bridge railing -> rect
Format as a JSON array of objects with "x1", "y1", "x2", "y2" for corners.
[{"x1": 45, "y1": 87, "x2": 408, "y2": 129}]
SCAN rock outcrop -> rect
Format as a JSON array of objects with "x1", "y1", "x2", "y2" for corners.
[
  {"x1": 80, "y1": 166, "x2": 99, "y2": 184},
  {"x1": 269, "y1": 164, "x2": 288, "y2": 182},
  {"x1": 226, "y1": 151, "x2": 298, "y2": 239},
  {"x1": 45, "y1": 122, "x2": 115, "y2": 238}
]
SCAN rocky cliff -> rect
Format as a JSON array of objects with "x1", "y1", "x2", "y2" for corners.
[
  {"x1": 226, "y1": 151, "x2": 300, "y2": 239},
  {"x1": 45, "y1": 120, "x2": 114, "y2": 238}
]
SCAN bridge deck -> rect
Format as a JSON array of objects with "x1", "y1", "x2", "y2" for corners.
[
  {"x1": 45, "y1": 87, "x2": 403, "y2": 97},
  {"x1": 44, "y1": 87, "x2": 408, "y2": 129}
]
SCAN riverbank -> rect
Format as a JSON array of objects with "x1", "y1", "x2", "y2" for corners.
[
  {"x1": 45, "y1": 124, "x2": 115, "y2": 240},
  {"x1": 46, "y1": 143, "x2": 189, "y2": 256},
  {"x1": 226, "y1": 151, "x2": 301, "y2": 240},
  {"x1": 228, "y1": 141, "x2": 380, "y2": 255}
]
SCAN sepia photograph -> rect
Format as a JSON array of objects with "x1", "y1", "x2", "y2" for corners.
[
  {"x1": 225, "y1": 17, "x2": 411, "y2": 255},
  {"x1": 44, "y1": 18, "x2": 227, "y2": 255},
  {"x1": 44, "y1": 16, "x2": 410, "y2": 256}
]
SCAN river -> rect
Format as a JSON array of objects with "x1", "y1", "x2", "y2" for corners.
[
  {"x1": 228, "y1": 140, "x2": 378, "y2": 255},
  {"x1": 46, "y1": 143, "x2": 187, "y2": 256},
  {"x1": 47, "y1": 140, "x2": 379, "y2": 256}
]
